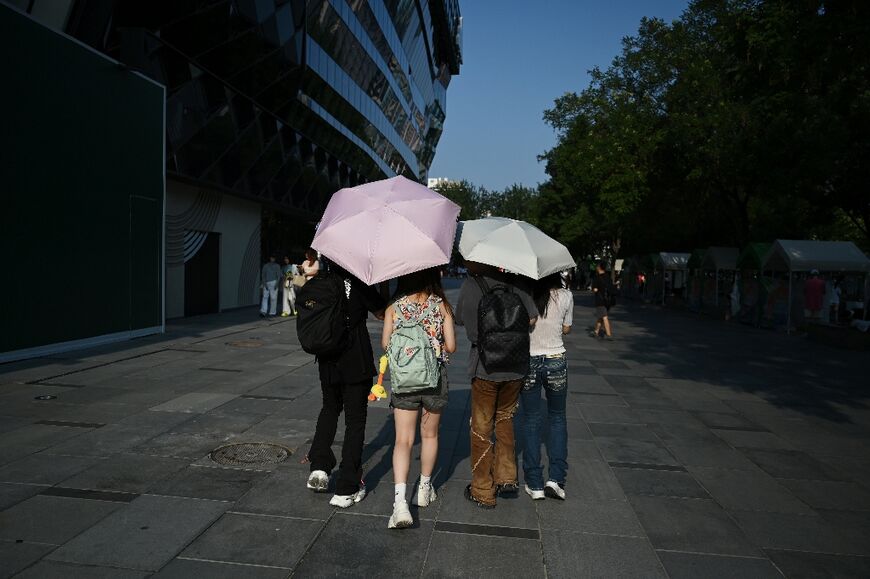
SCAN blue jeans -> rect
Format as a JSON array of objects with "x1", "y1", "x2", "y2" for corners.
[{"x1": 520, "y1": 354, "x2": 568, "y2": 489}]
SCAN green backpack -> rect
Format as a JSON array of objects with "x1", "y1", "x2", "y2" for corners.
[{"x1": 388, "y1": 301, "x2": 440, "y2": 395}]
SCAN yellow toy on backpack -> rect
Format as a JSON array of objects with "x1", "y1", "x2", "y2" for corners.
[{"x1": 368, "y1": 355, "x2": 388, "y2": 402}]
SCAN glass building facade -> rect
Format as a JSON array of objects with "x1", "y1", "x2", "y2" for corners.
[{"x1": 15, "y1": 0, "x2": 462, "y2": 218}]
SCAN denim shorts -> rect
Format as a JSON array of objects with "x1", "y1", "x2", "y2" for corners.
[{"x1": 391, "y1": 367, "x2": 449, "y2": 412}]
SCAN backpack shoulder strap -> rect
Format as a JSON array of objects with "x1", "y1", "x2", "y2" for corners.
[{"x1": 473, "y1": 275, "x2": 490, "y2": 295}]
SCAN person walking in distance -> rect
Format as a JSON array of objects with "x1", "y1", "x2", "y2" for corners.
[
  {"x1": 304, "y1": 264, "x2": 386, "y2": 508},
  {"x1": 381, "y1": 268, "x2": 456, "y2": 529},
  {"x1": 590, "y1": 260, "x2": 614, "y2": 340},
  {"x1": 260, "y1": 254, "x2": 282, "y2": 318},
  {"x1": 521, "y1": 273, "x2": 573, "y2": 501},
  {"x1": 281, "y1": 256, "x2": 298, "y2": 317},
  {"x1": 455, "y1": 262, "x2": 537, "y2": 509}
]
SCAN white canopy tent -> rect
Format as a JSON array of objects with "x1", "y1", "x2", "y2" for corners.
[
  {"x1": 700, "y1": 247, "x2": 739, "y2": 306},
  {"x1": 655, "y1": 252, "x2": 690, "y2": 305},
  {"x1": 762, "y1": 240, "x2": 870, "y2": 331},
  {"x1": 657, "y1": 252, "x2": 690, "y2": 270}
]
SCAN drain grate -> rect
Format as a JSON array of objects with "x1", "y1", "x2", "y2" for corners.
[
  {"x1": 226, "y1": 339, "x2": 264, "y2": 348},
  {"x1": 210, "y1": 442, "x2": 290, "y2": 467}
]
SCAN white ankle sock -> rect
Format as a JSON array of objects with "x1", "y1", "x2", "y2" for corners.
[
  {"x1": 394, "y1": 483, "x2": 407, "y2": 504},
  {"x1": 420, "y1": 475, "x2": 431, "y2": 486}
]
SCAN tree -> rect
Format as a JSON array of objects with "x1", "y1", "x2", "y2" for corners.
[
  {"x1": 432, "y1": 179, "x2": 488, "y2": 221},
  {"x1": 538, "y1": 0, "x2": 870, "y2": 257},
  {"x1": 483, "y1": 183, "x2": 538, "y2": 221}
]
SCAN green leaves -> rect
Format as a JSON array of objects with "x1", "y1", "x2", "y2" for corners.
[{"x1": 537, "y1": 0, "x2": 870, "y2": 255}]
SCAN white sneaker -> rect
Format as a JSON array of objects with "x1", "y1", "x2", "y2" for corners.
[
  {"x1": 411, "y1": 482, "x2": 437, "y2": 507},
  {"x1": 307, "y1": 470, "x2": 329, "y2": 492},
  {"x1": 524, "y1": 485, "x2": 545, "y2": 500},
  {"x1": 387, "y1": 501, "x2": 413, "y2": 529},
  {"x1": 329, "y1": 483, "x2": 367, "y2": 508},
  {"x1": 544, "y1": 480, "x2": 566, "y2": 500}
]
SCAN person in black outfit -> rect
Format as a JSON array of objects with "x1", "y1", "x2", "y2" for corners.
[
  {"x1": 306, "y1": 264, "x2": 386, "y2": 508},
  {"x1": 590, "y1": 260, "x2": 614, "y2": 340}
]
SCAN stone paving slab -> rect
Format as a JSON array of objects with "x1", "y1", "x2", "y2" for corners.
[
  {"x1": 46, "y1": 495, "x2": 229, "y2": 571},
  {"x1": 180, "y1": 512, "x2": 322, "y2": 569},
  {"x1": 150, "y1": 558, "x2": 289, "y2": 579},
  {"x1": 0, "y1": 541, "x2": 56, "y2": 579},
  {"x1": 656, "y1": 551, "x2": 783, "y2": 579},
  {"x1": 542, "y1": 530, "x2": 666, "y2": 579},
  {"x1": 57, "y1": 453, "x2": 190, "y2": 494},
  {"x1": 0, "y1": 495, "x2": 123, "y2": 544},
  {"x1": 1, "y1": 289, "x2": 869, "y2": 577},
  {"x1": 12, "y1": 560, "x2": 150, "y2": 579},
  {"x1": 423, "y1": 530, "x2": 545, "y2": 578}
]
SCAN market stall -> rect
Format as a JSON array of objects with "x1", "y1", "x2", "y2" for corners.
[
  {"x1": 761, "y1": 240, "x2": 870, "y2": 331},
  {"x1": 700, "y1": 246, "x2": 739, "y2": 314},
  {"x1": 654, "y1": 252, "x2": 690, "y2": 305},
  {"x1": 735, "y1": 242, "x2": 772, "y2": 326},
  {"x1": 686, "y1": 249, "x2": 706, "y2": 312}
]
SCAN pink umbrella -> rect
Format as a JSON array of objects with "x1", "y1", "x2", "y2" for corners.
[{"x1": 311, "y1": 176, "x2": 460, "y2": 285}]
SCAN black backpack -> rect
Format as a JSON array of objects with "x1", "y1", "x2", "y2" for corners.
[
  {"x1": 296, "y1": 272, "x2": 349, "y2": 357},
  {"x1": 474, "y1": 277, "x2": 530, "y2": 375}
]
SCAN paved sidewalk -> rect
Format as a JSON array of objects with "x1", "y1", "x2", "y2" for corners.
[{"x1": 1, "y1": 288, "x2": 869, "y2": 578}]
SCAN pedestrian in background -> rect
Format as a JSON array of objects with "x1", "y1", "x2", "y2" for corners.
[
  {"x1": 260, "y1": 254, "x2": 282, "y2": 318},
  {"x1": 281, "y1": 256, "x2": 298, "y2": 317},
  {"x1": 829, "y1": 277, "x2": 841, "y2": 324},
  {"x1": 590, "y1": 260, "x2": 614, "y2": 340},
  {"x1": 455, "y1": 262, "x2": 537, "y2": 509},
  {"x1": 381, "y1": 268, "x2": 456, "y2": 529},
  {"x1": 521, "y1": 273, "x2": 572, "y2": 501}
]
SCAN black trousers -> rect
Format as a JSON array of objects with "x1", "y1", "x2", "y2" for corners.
[{"x1": 308, "y1": 379, "x2": 369, "y2": 495}]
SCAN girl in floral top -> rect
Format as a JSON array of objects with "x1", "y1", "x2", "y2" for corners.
[{"x1": 381, "y1": 267, "x2": 456, "y2": 529}]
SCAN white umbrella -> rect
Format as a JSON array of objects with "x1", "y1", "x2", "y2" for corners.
[{"x1": 457, "y1": 217, "x2": 576, "y2": 280}]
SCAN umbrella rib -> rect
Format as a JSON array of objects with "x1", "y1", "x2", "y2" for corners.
[{"x1": 383, "y1": 202, "x2": 455, "y2": 242}]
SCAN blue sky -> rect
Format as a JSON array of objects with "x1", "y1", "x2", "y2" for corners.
[{"x1": 428, "y1": 0, "x2": 688, "y2": 191}]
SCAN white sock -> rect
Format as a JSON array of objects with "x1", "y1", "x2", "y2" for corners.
[
  {"x1": 394, "y1": 483, "x2": 407, "y2": 504},
  {"x1": 420, "y1": 475, "x2": 432, "y2": 487}
]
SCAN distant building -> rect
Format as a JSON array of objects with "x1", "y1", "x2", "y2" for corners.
[{"x1": 1, "y1": 0, "x2": 463, "y2": 362}]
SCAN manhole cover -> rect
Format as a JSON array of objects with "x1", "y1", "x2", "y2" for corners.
[
  {"x1": 210, "y1": 443, "x2": 290, "y2": 466},
  {"x1": 226, "y1": 339, "x2": 264, "y2": 348}
]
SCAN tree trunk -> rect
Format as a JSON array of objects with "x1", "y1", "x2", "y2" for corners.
[{"x1": 610, "y1": 235, "x2": 622, "y2": 282}]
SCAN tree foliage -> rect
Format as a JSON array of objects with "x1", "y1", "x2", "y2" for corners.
[
  {"x1": 538, "y1": 0, "x2": 870, "y2": 256},
  {"x1": 434, "y1": 180, "x2": 538, "y2": 222}
]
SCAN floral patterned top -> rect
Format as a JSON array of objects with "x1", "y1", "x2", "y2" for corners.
[{"x1": 392, "y1": 294, "x2": 448, "y2": 363}]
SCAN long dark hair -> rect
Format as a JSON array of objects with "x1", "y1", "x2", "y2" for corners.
[
  {"x1": 393, "y1": 267, "x2": 453, "y2": 317},
  {"x1": 533, "y1": 273, "x2": 563, "y2": 319}
]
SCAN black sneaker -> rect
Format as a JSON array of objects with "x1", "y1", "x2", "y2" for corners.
[
  {"x1": 588, "y1": 331, "x2": 598, "y2": 338},
  {"x1": 464, "y1": 484, "x2": 496, "y2": 509},
  {"x1": 496, "y1": 482, "x2": 519, "y2": 497}
]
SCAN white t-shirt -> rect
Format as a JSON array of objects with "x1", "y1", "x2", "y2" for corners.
[{"x1": 529, "y1": 288, "x2": 574, "y2": 356}]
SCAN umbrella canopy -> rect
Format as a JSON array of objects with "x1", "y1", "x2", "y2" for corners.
[
  {"x1": 311, "y1": 176, "x2": 460, "y2": 285},
  {"x1": 457, "y1": 217, "x2": 575, "y2": 280}
]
